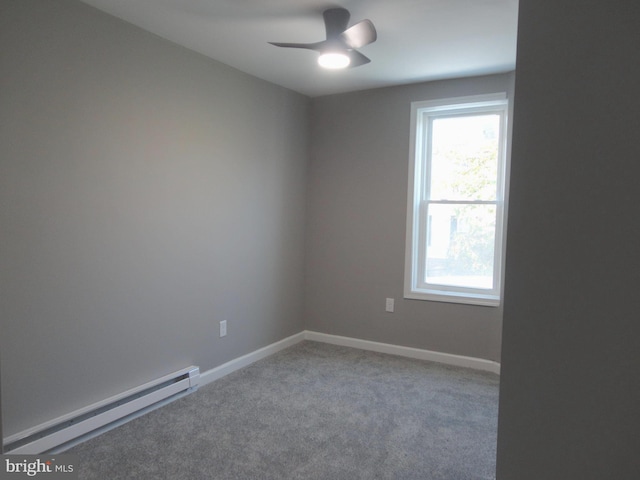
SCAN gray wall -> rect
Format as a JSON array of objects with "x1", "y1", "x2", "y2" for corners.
[
  {"x1": 497, "y1": 0, "x2": 640, "y2": 478},
  {"x1": 305, "y1": 73, "x2": 515, "y2": 363},
  {"x1": 0, "y1": 358, "x2": 3, "y2": 453},
  {"x1": 0, "y1": 0, "x2": 308, "y2": 438}
]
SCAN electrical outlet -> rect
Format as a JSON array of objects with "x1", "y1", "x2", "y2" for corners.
[
  {"x1": 219, "y1": 320, "x2": 227, "y2": 337},
  {"x1": 385, "y1": 298, "x2": 395, "y2": 313}
]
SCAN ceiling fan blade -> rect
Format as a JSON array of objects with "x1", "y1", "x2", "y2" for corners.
[
  {"x1": 268, "y1": 41, "x2": 325, "y2": 51},
  {"x1": 323, "y1": 8, "x2": 350, "y2": 39},
  {"x1": 340, "y1": 19, "x2": 377, "y2": 49},
  {"x1": 347, "y1": 50, "x2": 371, "y2": 68}
]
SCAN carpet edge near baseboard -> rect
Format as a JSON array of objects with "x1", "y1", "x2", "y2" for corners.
[{"x1": 199, "y1": 330, "x2": 500, "y2": 389}]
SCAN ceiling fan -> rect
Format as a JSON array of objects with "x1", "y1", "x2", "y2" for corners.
[{"x1": 269, "y1": 7, "x2": 377, "y2": 69}]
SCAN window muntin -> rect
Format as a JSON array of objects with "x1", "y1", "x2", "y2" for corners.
[{"x1": 405, "y1": 94, "x2": 508, "y2": 306}]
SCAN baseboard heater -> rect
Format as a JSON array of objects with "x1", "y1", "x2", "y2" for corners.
[{"x1": 3, "y1": 366, "x2": 200, "y2": 454}]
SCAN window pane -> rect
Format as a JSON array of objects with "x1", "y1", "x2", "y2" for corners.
[
  {"x1": 429, "y1": 114, "x2": 500, "y2": 201},
  {"x1": 425, "y1": 203, "x2": 496, "y2": 289}
]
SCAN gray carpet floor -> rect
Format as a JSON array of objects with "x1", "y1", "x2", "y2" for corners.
[{"x1": 67, "y1": 341, "x2": 499, "y2": 479}]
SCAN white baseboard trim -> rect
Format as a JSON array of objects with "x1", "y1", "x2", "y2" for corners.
[
  {"x1": 304, "y1": 331, "x2": 501, "y2": 375},
  {"x1": 198, "y1": 332, "x2": 306, "y2": 387},
  {"x1": 197, "y1": 330, "x2": 500, "y2": 385}
]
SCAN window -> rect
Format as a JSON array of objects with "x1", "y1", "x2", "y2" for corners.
[{"x1": 404, "y1": 94, "x2": 509, "y2": 306}]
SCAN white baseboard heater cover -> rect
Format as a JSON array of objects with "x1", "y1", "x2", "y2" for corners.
[{"x1": 3, "y1": 366, "x2": 200, "y2": 454}]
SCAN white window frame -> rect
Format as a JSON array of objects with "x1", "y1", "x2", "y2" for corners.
[{"x1": 404, "y1": 93, "x2": 509, "y2": 307}]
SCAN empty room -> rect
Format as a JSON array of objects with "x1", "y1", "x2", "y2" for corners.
[{"x1": 1, "y1": 1, "x2": 638, "y2": 479}]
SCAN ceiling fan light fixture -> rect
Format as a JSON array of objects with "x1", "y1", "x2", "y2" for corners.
[
  {"x1": 318, "y1": 52, "x2": 351, "y2": 69},
  {"x1": 269, "y1": 8, "x2": 376, "y2": 69}
]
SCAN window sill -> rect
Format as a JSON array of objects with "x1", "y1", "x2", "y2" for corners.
[{"x1": 404, "y1": 289, "x2": 500, "y2": 307}]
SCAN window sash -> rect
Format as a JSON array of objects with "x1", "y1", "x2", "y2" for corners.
[{"x1": 417, "y1": 200, "x2": 503, "y2": 293}]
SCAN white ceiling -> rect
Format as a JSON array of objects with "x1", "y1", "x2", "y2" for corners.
[{"x1": 79, "y1": 0, "x2": 519, "y2": 98}]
